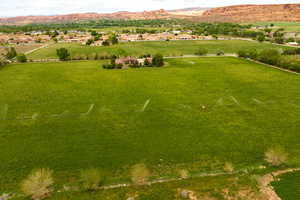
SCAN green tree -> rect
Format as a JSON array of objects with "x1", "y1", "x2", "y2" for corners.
[
  {"x1": 257, "y1": 35, "x2": 265, "y2": 42},
  {"x1": 56, "y1": 48, "x2": 70, "y2": 61},
  {"x1": 195, "y1": 47, "x2": 208, "y2": 56},
  {"x1": 16, "y1": 54, "x2": 27, "y2": 63},
  {"x1": 258, "y1": 49, "x2": 281, "y2": 65},
  {"x1": 152, "y1": 54, "x2": 164, "y2": 67},
  {"x1": 86, "y1": 39, "x2": 94, "y2": 46},
  {"x1": 109, "y1": 34, "x2": 119, "y2": 45},
  {"x1": 90, "y1": 30, "x2": 98, "y2": 36},
  {"x1": 102, "y1": 40, "x2": 110, "y2": 46}
]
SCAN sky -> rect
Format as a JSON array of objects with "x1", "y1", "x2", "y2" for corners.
[{"x1": 1, "y1": 0, "x2": 300, "y2": 17}]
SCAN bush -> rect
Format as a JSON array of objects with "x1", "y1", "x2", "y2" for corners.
[
  {"x1": 274, "y1": 37, "x2": 284, "y2": 44},
  {"x1": 224, "y1": 162, "x2": 234, "y2": 173},
  {"x1": 282, "y1": 48, "x2": 300, "y2": 55},
  {"x1": 178, "y1": 169, "x2": 190, "y2": 179},
  {"x1": 86, "y1": 39, "x2": 94, "y2": 46},
  {"x1": 265, "y1": 147, "x2": 288, "y2": 166},
  {"x1": 237, "y1": 49, "x2": 258, "y2": 59},
  {"x1": 258, "y1": 49, "x2": 280, "y2": 65},
  {"x1": 152, "y1": 54, "x2": 164, "y2": 67},
  {"x1": 195, "y1": 48, "x2": 208, "y2": 56},
  {"x1": 21, "y1": 168, "x2": 54, "y2": 200},
  {"x1": 16, "y1": 54, "x2": 27, "y2": 63},
  {"x1": 102, "y1": 40, "x2": 110, "y2": 46},
  {"x1": 56, "y1": 48, "x2": 70, "y2": 61},
  {"x1": 286, "y1": 37, "x2": 295, "y2": 43},
  {"x1": 80, "y1": 168, "x2": 102, "y2": 191},
  {"x1": 257, "y1": 35, "x2": 265, "y2": 42},
  {"x1": 72, "y1": 54, "x2": 82, "y2": 60},
  {"x1": 130, "y1": 163, "x2": 151, "y2": 185}
]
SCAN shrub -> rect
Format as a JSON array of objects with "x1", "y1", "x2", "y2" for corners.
[
  {"x1": 265, "y1": 147, "x2": 288, "y2": 166},
  {"x1": 286, "y1": 37, "x2": 295, "y2": 43},
  {"x1": 109, "y1": 34, "x2": 119, "y2": 45},
  {"x1": 178, "y1": 169, "x2": 190, "y2": 179},
  {"x1": 195, "y1": 48, "x2": 208, "y2": 56},
  {"x1": 72, "y1": 54, "x2": 82, "y2": 60},
  {"x1": 258, "y1": 49, "x2": 280, "y2": 65},
  {"x1": 257, "y1": 35, "x2": 265, "y2": 42},
  {"x1": 102, "y1": 40, "x2": 110, "y2": 46},
  {"x1": 237, "y1": 49, "x2": 258, "y2": 59},
  {"x1": 86, "y1": 39, "x2": 94, "y2": 46},
  {"x1": 56, "y1": 48, "x2": 70, "y2": 61},
  {"x1": 80, "y1": 168, "x2": 102, "y2": 190},
  {"x1": 274, "y1": 37, "x2": 284, "y2": 44},
  {"x1": 282, "y1": 48, "x2": 300, "y2": 55},
  {"x1": 16, "y1": 54, "x2": 27, "y2": 63},
  {"x1": 21, "y1": 168, "x2": 54, "y2": 200},
  {"x1": 224, "y1": 162, "x2": 234, "y2": 173},
  {"x1": 89, "y1": 53, "x2": 98, "y2": 60},
  {"x1": 237, "y1": 50, "x2": 247, "y2": 58},
  {"x1": 152, "y1": 54, "x2": 164, "y2": 67},
  {"x1": 130, "y1": 163, "x2": 151, "y2": 185}
]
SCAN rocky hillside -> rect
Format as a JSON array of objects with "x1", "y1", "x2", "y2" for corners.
[
  {"x1": 0, "y1": 9, "x2": 177, "y2": 25},
  {"x1": 200, "y1": 4, "x2": 300, "y2": 22},
  {"x1": 0, "y1": 4, "x2": 300, "y2": 25}
]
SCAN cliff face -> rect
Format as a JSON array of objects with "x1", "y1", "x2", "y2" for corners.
[{"x1": 201, "y1": 4, "x2": 300, "y2": 22}]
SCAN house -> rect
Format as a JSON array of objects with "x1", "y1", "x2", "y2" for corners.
[{"x1": 116, "y1": 57, "x2": 152, "y2": 67}]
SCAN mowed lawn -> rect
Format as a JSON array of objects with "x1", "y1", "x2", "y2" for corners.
[
  {"x1": 27, "y1": 40, "x2": 291, "y2": 60},
  {"x1": 1, "y1": 57, "x2": 300, "y2": 191}
]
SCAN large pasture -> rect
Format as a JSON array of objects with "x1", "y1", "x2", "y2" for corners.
[
  {"x1": 27, "y1": 40, "x2": 291, "y2": 60},
  {"x1": 1, "y1": 57, "x2": 300, "y2": 191}
]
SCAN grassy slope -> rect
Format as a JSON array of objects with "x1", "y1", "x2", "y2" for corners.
[
  {"x1": 0, "y1": 43, "x2": 44, "y2": 56},
  {"x1": 27, "y1": 40, "x2": 291, "y2": 59},
  {"x1": 1, "y1": 57, "x2": 300, "y2": 191},
  {"x1": 272, "y1": 171, "x2": 300, "y2": 200}
]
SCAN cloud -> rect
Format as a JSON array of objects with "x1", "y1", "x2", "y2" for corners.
[{"x1": 1, "y1": 0, "x2": 300, "y2": 17}]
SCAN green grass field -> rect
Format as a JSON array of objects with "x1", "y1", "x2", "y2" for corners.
[
  {"x1": 27, "y1": 40, "x2": 291, "y2": 60},
  {"x1": 272, "y1": 171, "x2": 300, "y2": 200},
  {"x1": 1, "y1": 57, "x2": 300, "y2": 193},
  {"x1": 251, "y1": 22, "x2": 300, "y2": 32}
]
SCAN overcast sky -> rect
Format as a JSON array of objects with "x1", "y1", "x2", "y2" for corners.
[{"x1": 1, "y1": 0, "x2": 300, "y2": 17}]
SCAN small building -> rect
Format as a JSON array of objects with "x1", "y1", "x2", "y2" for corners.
[{"x1": 116, "y1": 57, "x2": 152, "y2": 67}]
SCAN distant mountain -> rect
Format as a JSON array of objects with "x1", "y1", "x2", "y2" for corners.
[
  {"x1": 198, "y1": 4, "x2": 300, "y2": 22},
  {"x1": 0, "y1": 4, "x2": 300, "y2": 25},
  {"x1": 167, "y1": 7, "x2": 210, "y2": 17},
  {"x1": 0, "y1": 10, "x2": 175, "y2": 25},
  {"x1": 167, "y1": 7, "x2": 210, "y2": 12}
]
